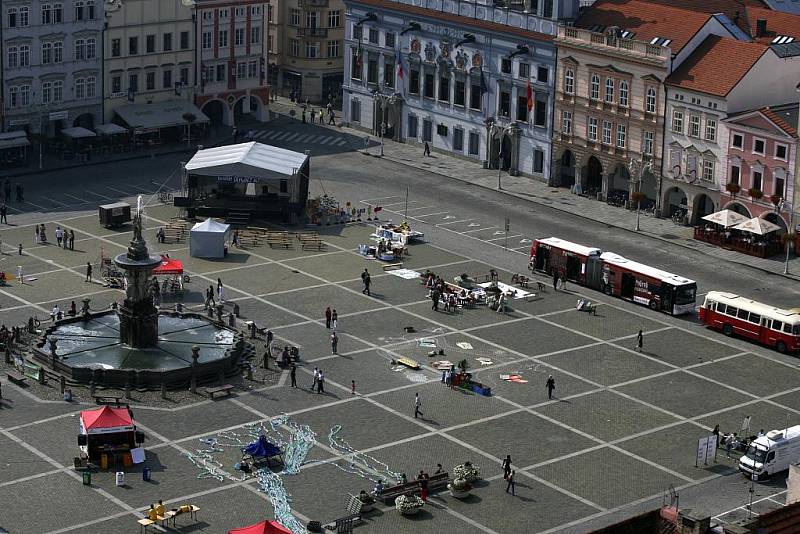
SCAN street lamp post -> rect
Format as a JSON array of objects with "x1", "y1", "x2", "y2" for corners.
[
  {"x1": 497, "y1": 151, "x2": 503, "y2": 190},
  {"x1": 784, "y1": 208, "x2": 794, "y2": 275},
  {"x1": 489, "y1": 121, "x2": 514, "y2": 191},
  {"x1": 380, "y1": 122, "x2": 386, "y2": 157},
  {"x1": 373, "y1": 90, "x2": 396, "y2": 158}
]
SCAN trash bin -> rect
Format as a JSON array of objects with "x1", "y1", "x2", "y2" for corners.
[
  {"x1": 142, "y1": 467, "x2": 151, "y2": 482},
  {"x1": 82, "y1": 472, "x2": 91, "y2": 485},
  {"x1": 100, "y1": 453, "x2": 108, "y2": 470},
  {"x1": 115, "y1": 471, "x2": 125, "y2": 487}
]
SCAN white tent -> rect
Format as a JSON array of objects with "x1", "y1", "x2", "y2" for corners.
[
  {"x1": 732, "y1": 217, "x2": 782, "y2": 235},
  {"x1": 701, "y1": 209, "x2": 749, "y2": 228},
  {"x1": 190, "y1": 218, "x2": 230, "y2": 258}
]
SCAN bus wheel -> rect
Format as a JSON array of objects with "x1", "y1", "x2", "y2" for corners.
[
  {"x1": 776, "y1": 341, "x2": 787, "y2": 353},
  {"x1": 649, "y1": 300, "x2": 658, "y2": 311},
  {"x1": 723, "y1": 324, "x2": 733, "y2": 336},
  {"x1": 603, "y1": 285, "x2": 612, "y2": 295}
]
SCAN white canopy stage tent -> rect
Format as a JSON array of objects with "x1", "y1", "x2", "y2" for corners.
[
  {"x1": 701, "y1": 209, "x2": 750, "y2": 228},
  {"x1": 183, "y1": 142, "x2": 311, "y2": 223},
  {"x1": 190, "y1": 218, "x2": 231, "y2": 258},
  {"x1": 732, "y1": 217, "x2": 782, "y2": 235},
  {"x1": 61, "y1": 126, "x2": 97, "y2": 139},
  {"x1": 113, "y1": 99, "x2": 209, "y2": 132},
  {"x1": 94, "y1": 123, "x2": 128, "y2": 136}
]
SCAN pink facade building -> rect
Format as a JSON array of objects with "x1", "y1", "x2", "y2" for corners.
[{"x1": 722, "y1": 104, "x2": 798, "y2": 230}]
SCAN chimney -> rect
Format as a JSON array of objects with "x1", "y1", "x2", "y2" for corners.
[
  {"x1": 733, "y1": 11, "x2": 740, "y2": 25},
  {"x1": 756, "y1": 19, "x2": 767, "y2": 37}
]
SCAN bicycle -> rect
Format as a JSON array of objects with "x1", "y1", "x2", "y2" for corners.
[
  {"x1": 671, "y1": 209, "x2": 686, "y2": 225},
  {"x1": 158, "y1": 191, "x2": 173, "y2": 204}
]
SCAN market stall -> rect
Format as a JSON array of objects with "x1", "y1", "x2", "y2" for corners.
[
  {"x1": 0, "y1": 131, "x2": 30, "y2": 167},
  {"x1": 78, "y1": 406, "x2": 144, "y2": 467},
  {"x1": 228, "y1": 520, "x2": 293, "y2": 534},
  {"x1": 190, "y1": 219, "x2": 230, "y2": 259},
  {"x1": 99, "y1": 202, "x2": 132, "y2": 228},
  {"x1": 373, "y1": 222, "x2": 424, "y2": 244},
  {"x1": 153, "y1": 255, "x2": 188, "y2": 292}
]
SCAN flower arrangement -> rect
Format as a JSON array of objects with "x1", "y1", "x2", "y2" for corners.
[
  {"x1": 453, "y1": 461, "x2": 480, "y2": 482},
  {"x1": 726, "y1": 182, "x2": 741, "y2": 198},
  {"x1": 748, "y1": 187, "x2": 764, "y2": 200},
  {"x1": 395, "y1": 494, "x2": 424, "y2": 515}
]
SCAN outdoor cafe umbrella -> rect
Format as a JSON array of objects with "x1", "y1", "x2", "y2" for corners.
[
  {"x1": 701, "y1": 209, "x2": 749, "y2": 228},
  {"x1": 731, "y1": 217, "x2": 782, "y2": 235}
]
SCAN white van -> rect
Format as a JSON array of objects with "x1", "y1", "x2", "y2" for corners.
[{"x1": 739, "y1": 425, "x2": 800, "y2": 480}]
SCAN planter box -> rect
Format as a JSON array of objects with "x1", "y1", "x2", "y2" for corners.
[
  {"x1": 449, "y1": 487, "x2": 470, "y2": 499},
  {"x1": 399, "y1": 507, "x2": 421, "y2": 516}
]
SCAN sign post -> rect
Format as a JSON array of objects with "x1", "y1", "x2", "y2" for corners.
[{"x1": 695, "y1": 435, "x2": 718, "y2": 467}]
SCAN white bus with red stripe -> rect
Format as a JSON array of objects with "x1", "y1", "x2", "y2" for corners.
[{"x1": 699, "y1": 291, "x2": 800, "y2": 353}]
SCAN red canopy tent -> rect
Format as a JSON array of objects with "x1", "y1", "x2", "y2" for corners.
[
  {"x1": 228, "y1": 520, "x2": 293, "y2": 534},
  {"x1": 153, "y1": 255, "x2": 183, "y2": 275},
  {"x1": 79, "y1": 406, "x2": 138, "y2": 463},
  {"x1": 80, "y1": 406, "x2": 134, "y2": 435}
]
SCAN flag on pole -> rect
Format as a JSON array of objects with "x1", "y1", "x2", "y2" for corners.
[
  {"x1": 396, "y1": 49, "x2": 404, "y2": 94},
  {"x1": 526, "y1": 80, "x2": 533, "y2": 114},
  {"x1": 480, "y1": 70, "x2": 488, "y2": 116}
]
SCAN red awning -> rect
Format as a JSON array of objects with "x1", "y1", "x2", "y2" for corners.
[
  {"x1": 153, "y1": 256, "x2": 183, "y2": 275},
  {"x1": 228, "y1": 521, "x2": 293, "y2": 534},
  {"x1": 80, "y1": 406, "x2": 134, "y2": 434}
]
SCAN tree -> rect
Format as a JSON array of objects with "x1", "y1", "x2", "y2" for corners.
[{"x1": 182, "y1": 112, "x2": 197, "y2": 148}]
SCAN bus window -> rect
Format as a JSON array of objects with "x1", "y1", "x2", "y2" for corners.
[
  {"x1": 726, "y1": 306, "x2": 738, "y2": 317},
  {"x1": 737, "y1": 309, "x2": 749, "y2": 321},
  {"x1": 772, "y1": 320, "x2": 783, "y2": 332},
  {"x1": 785, "y1": 324, "x2": 793, "y2": 334},
  {"x1": 675, "y1": 285, "x2": 696, "y2": 305},
  {"x1": 716, "y1": 303, "x2": 726, "y2": 314},
  {"x1": 794, "y1": 324, "x2": 800, "y2": 335},
  {"x1": 749, "y1": 313, "x2": 761, "y2": 325}
]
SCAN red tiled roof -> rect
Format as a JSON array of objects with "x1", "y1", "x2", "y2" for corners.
[
  {"x1": 665, "y1": 35, "x2": 767, "y2": 96},
  {"x1": 644, "y1": 0, "x2": 766, "y2": 35},
  {"x1": 575, "y1": 0, "x2": 714, "y2": 53},
  {"x1": 348, "y1": 0, "x2": 553, "y2": 42},
  {"x1": 761, "y1": 107, "x2": 798, "y2": 137},
  {"x1": 745, "y1": 6, "x2": 800, "y2": 44}
]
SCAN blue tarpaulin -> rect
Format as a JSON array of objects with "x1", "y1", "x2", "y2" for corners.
[{"x1": 242, "y1": 435, "x2": 281, "y2": 458}]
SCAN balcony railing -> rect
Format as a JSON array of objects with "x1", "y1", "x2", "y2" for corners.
[
  {"x1": 299, "y1": 0, "x2": 328, "y2": 6},
  {"x1": 559, "y1": 26, "x2": 670, "y2": 61},
  {"x1": 297, "y1": 27, "x2": 328, "y2": 38}
]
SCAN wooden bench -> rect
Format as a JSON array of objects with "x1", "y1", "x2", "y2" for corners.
[
  {"x1": 6, "y1": 370, "x2": 27, "y2": 386},
  {"x1": 377, "y1": 472, "x2": 449, "y2": 504},
  {"x1": 266, "y1": 232, "x2": 292, "y2": 249},
  {"x1": 297, "y1": 232, "x2": 325, "y2": 251},
  {"x1": 205, "y1": 384, "x2": 234, "y2": 399},
  {"x1": 93, "y1": 394, "x2": 123, "y2": 405},
  {"x1": 324, "y1": 513, "x2": 362, "y2": 534},
  {"x1": 382, "y1": 263, "x2": 403, "y2": 271}
]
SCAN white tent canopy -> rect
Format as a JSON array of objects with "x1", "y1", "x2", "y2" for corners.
[
  {"x1": 732, "y1": 217, "x2": 782, "y2": 235},
  {"x1": 94, "y1": 123, "x2": 128, "y2": 135},
  {"x1": 190, "y1": 218, "x2": 230, "y2": 259},
  {"x1": 185, "y1": 142, "x2": 309, "y2": 180},
  {"x1": 114, "y1": 99, "x2": 209, "y2": 131},
  {"x1": 0, "y1": 131, "x2": 29, "y2": 149},
  {"x1": 701, "y1": 209, "x2": 749, "y2": 228},
  {"x1": 61, "y1": 126, "x2": 97, "y2": 139}
]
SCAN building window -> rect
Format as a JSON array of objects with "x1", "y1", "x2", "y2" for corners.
[
  {"x1": 564, "y1": 68, "x2": 574, "y2": 94},
  {"x1": 53, "y1": 2, "x2": 63, "y2": 22},
  {"x1": 42, "y1": 42, "x2": 52, "y2": 64},
  {"x1": 111, "y1": 75, "x2": 121, "y2": 94},
  {"x1": 216, "y1": 64, "x2": 225, "y2": 81},
  {"x1": 19, "y1": 6, "x2": 29, "y2": 26},
  {"x1": 328, "y1": 10, "x2": 340, "y2": 27},
  {"x1": 350, "y1": 99, "x2": 360, "y2": 122},
  {"x1": 537, "y1": 66, "x2": 548, "y2": 83},
  {"x1": 128, "y1": 73, "x2": 138, "y2": 93},
  {"x1": 689, "y1": 115, "x2": 700, "y2": 137},
  {"x1": 351, "y1": 49, "x2": 361, "y2": 79},
  {"x1": 247, "y1": 62, "x2": 256, "y2": 79},
  {"x1": 590, "y1": 74, "x2": 600, "y2": 100},
  {"x1": 202, "y1": 32, "x2": 212, "y2": 49},
  {"x1": 705, "y1": 119, "x2": 716, "y2": 141},
  {"x1": 422, "y1": 119, "x2": 433, "y2": 142},
  {"x1": 306, "y1": 11, "x2": 318, "y2": 28},
  {"x1": 86, "y1": 38, "x2": 96, "y2": 59},
  {"x1": 129, "y1": 36, "x2": 138, "y2": 55},
  {"x1": 702, "y1": 160, "x2": 714, "y2": 181},
  {"x1": 180, "y1": 31, "x2": 190, "y2": 49},
  {"x1": 6, "y1": 46, "x2": 17, "y2": 69},
  {"x1": 501, "y1": 58, "x2": 511, "y2": 74},
  {"x1": 645, "y1": 87, "x2": 656, "y2": 113},
  {"x1": 752, "y1": 170, "x2": 762, "y2": 190},
  {"x1": 423, "y1": 72, "x2": 434, "y2": 98},
  {"x1": 327, "y1": 40, "x2": 340, "y2": 58},
  {"x1": 7, "y1": 7, "x2": 17, "y2": 27},
  {"x1": 775, "y1": 175, "x2": 785, "y2": 197},
  {"x1": 409, "y1": 68, "x2": 419, "y2": 93},
  {"x1": 163, "y1": 32, "x2": 173, "y2": 51},
  {"x1": 219, "y1": 8, "x2": 228, "y2": 18},
  {"x1": 42, "y1": 81, "x2": 53, "y2": 103},
  {"x1": 75, "y1": 77, "x2": 86, "y2": 99},
  {"x1": 470, "y1": 79, "x2": 481, "y2": 110},
  {"x1": 41, "y1": 4, "x2": 51, "y2": 24},
  {"x1": 534, "y1": 149, "x2": 544, "y2": 173},
  {"x1": 385, "y1": 32, "x2": 396, "y2": 48},
  {"x1": 369, "y1": 28, "x2": 378, "y2": 44},
  {"x1": 54, "y1": 41, "x2": 63, "y2": 63},
  {"x1": 146, "y1": 34, "x2": 155, "y2": 54},
  {"x1": 468, "y1": 131, "x2": 479, "y2": 155},
  {"x1": 519, "y1": 63, "x2": 530, "y2": 79},
  {"x1": 643, "y1": 131, "x2": 654, "y2": 155},
  {"x1": 112, "y1": 38, "x2": 121, "y2": 57},
  {"x1": 516, "y1": 96, "x2": 528, "y2": 122},
  {"x1": 616, "y1": 124, "x2": 626, "y2": 148},
  {"x1": 619, "y1": 81, "x2": 628, "y2": 107},
  {"x1": 499, "y1": 90, "x2": 511, "y2": 118},
  {"x1": 384, "y1": 59, "x2": 395, "y2": 88},
  {"x1": 237, "y1": 62, "x2": 246, "y2": 80},
  {"x1": 732, "y1": 133, "x2": 743, "y2": 149},
  {"x1": 604, "y1": 77, "x2": 614, "y2": 103},
  {"x1": 438, "y1": 73, "x2": 449, "y2": 101},
  {"x1": 602, "y1": 120, "x2": 612, "y2": 145},
  {"x1": 353, "y1": 25, "x2": 362, "y2": 41},
  {"x1": 454, "y1": 79, "x2": 465, "y2": 106},
  {"x1": 306, "y1": 42, "x2": 319, "y2": 58},
  {"x1": 290, "y1": 9, "x2": 300, "y2": 26},
  {"x1": 453, "y1": 128, "x2": 464, "y2": 152},
  {"x1": 146, "y1": 71, "x2": 155, "y2": 90},
  {"x1": 753, "y1": 138, "x2": 765, "y2": 155},
  {"x1": 587, "y1": 117, "x2": 598, "y2": 141},
  {"x1": 561, "y1": 111, "x2": 572, "y2": 134},
  {"x1": 730, "y1": 165, "x2": 740, "y2": 184},
  {"x1": 534, "y1": 97, "x2": 546, "y2": 127},
  {"x1": 218, "y1": 30, "x2": 228, "y2": 48},
  {"x1": 251, "y1": 26, "x2": 260, "y2": 44},
  {"x1": 19, "y1": 45, "x2": 29, "y2": 67},
  {"x1": 367, "y1": 58, "x2": 378, "y2": 83},
  {"x1": 234, "y1": 28, "x2": 244, "y2": 46},
  {"x1": 289, "y1": 39, "x2": 299, "y2": 57},
  {"x1": 775, "y1": 144, "x2": 787, "y2": 160},
  {"x1": 407, "y1": 115, "x2": 417, "y2": 138},
  {"x1": 672, "y1": 110, "x2": 683, "y2": 133}
]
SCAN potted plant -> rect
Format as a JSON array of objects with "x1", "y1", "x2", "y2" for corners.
[
  {"x1": 726, "y1": 182, "x2": 741, "y2": 199},
  {"x1": 448, "y1": 477, "x2": 472, "y2": 499},
  {"x1": 770, "y1": 194, "x2": 782, "y2": 207},
  {"x1": 453, "y1": 461, "x2": 481, "y2": 482},
  {"x1": 748, "y1": 187, "x2": 764, "y2": 201},
  {"x1": 357, "y1": 490, "x2": 375, "y2": 512},
  {"x1": 395, "y1": 494, "x2": 424, "y2": 516}
]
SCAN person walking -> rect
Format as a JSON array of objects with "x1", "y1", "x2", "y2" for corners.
[
  {"x1": 85, "y1": 262, "x2": 93, "y2": 282},
  {"x1": 546, "y1": 375, "x2": 556, "y2": 400},
  {"x1": 635, "y1": 329, "x2": 643, "y2": 352},
  {"x1": 331, "y1": 309, "x2": 338, "y2": 331},
  {"x1": 423, "y1": 141, "x2": 431, "y2": 157},
  {"x1": 290, "y1": 363, "x2": 297, "y2": 387},
  {"x1": 69, "y1": 229, "x2": 75, "y2": 250},
  {"x1": 302, "y1": 109, "x2": 307, "y2": 123},
  {"x1": 331, "y1": 331, "x2": 338, "y2": 355},
  {"x1": 0, "y1": 203, "x2": 8, "y2": 224},
  {"x1": 34, "y1": 225, "x2": 40, "y2": 245},
  {"x1": 351, "y1": 380, "x2": 356, "y2": 395},
  {"x1": 318, "y1": 109, "x2": 324, "y2": 123},
  {"x1": 40, "y1": 224, "x2": 46, "y2": 243},
  {"x1": 552, "y1": 270, "x2": 559, "y2": 291},
  {"x1": 414, "y1": 393, "x2": 423, "y2": 419},
  {"x1": 17, "y1": 265, "x2": 23, "y2": 285},
  {"x1": 317, "y1": 369, "x2": 325, "y2": 394},
  {"x1": 506, "y1": 470, "x2": 515, "y2": 496},
  {"x1": 431, "y1": 289, "x2": 440, "y2": 312},
  {"x1": 328, "y1": 110, "x2": 336, "y2": 125},
  {"x1": 502, "y1": 455, "x2": 512, "y2": 480},
  {"x1": 361, "y1": 268, "x2": 371, "y2": 296},
  {"x1": 559, "y1": 271, "x2": 567, "y2": 290},
  {"x1": 55, "y1": 226, "x2": 63, "y2": 248},
  {"x1": 325, "y1": 306, "x2": 332, "y2": 329},
  {"x1": 311, "y1": 367, "x2": 319, "y2": 391},
  {"x1": 310, "y1": 108, "x2": 316, "y2": 124},
  {"x1": 217, "y1": 278, "x2": 225, "y2": 303}
]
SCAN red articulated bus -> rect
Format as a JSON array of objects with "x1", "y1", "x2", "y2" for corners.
[
  {"x1": 529, "y1": 237, "x2": 697, "y2": 315},
  {"x1": 699, "y1": 291, "x2": 800, "y2": 353}
]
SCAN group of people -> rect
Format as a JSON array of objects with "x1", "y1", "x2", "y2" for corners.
[
  {"x1": 1, "y1": 179, "x2": 24, "y2": 203},
  {"x1": 299, "y1": 101, "x2": 337, "y2": 126},
  {"x1": 50, "y1": 301, "x2": 79, "y2": 321},
  {"x1": 309, "y1": 366, "x2": 326, "y2": 394},
  {"x1": 205, "y1": 279, "x2": 226, "y2": 308}
]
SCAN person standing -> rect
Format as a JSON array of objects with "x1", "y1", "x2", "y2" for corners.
[
  {"x1": 361, "y1": 268, "x2": 371, "y2": 296},
  {"x1": 414, "y1": 392, "x2": 423, "y2": 419},
  {"x1": 331, "y1": 309, "x2": 338, "y2": 331},
  {"x1": 419, "y1": 473, "x2": 429, "y2": 502},
  {"x1": 0, "y1": 203, "x2": 8, "y2": 224},
  {"x1": 302, "y1": 109, "x2": 307, "y2": 123},
  {"x1": 318, "y1": 109, "x2": 324, "y2": 123},
  {"x1": 310, "y1": 108, "x2": 316, "y2": 124},
  {"x1": 217, "y1": 278, "x2": 225, "y2": 303},
  {"x1": 311, "y1": 367, "x2": 319, "y2": 391},
  {"x1": 317, "y1": 369, "x2": 325, "y2": 394},
  {"x1": 560, "y1": 271, "x2": 567, "y2": 290},
  {"x1": 431, "y1": 289, "x2": 440, "y2": 312},
  {"x1": 17, "y1": 265, "x2": 23, "y2": 285},
  {"x1": 712, "y1": 424, "x2": 720, "y2": 446},
  {"x1": 69, "y1": 230, "x2": 75, "y2": 250},
  {"x1": 325, "y1": 306, "x2": 332, "y2": 329},
  {"x1": 290, "y1": 363, "x2": 297, "y2": 387},
  {"x1": 502, "y1": 455, "x2": 512, "y2": 479},
  {"x1": 635, "y1": 329, "x2": 643, "y2": 352},
  {"x1": 328, "y1": 111, "x2": 336, "y2": 125},
  {"x1": 423, "y1": 141, "x2": 431, "y2": 157},
  {"x1": 545, "y1": 375, "x2": 556, "y2": 400},
  {"x1": 85, "y1": 262, "x2": 93, "y2": 282},
  {"x1": 34, "y1": 225, "x2": 40, "y2": 245},
  {"x1": 552, "y1": 270, "x2": 559, "y2": 291},
  {"x1": 351, "y1": 380, "x2": 356, "y2": 395},
  {"x1": 55, "y1": 226, "x2": 63, "y2": 248},
  {"x1": 506, "y1": 470, "x2": 515, "y2": 496},
  {"x1": 331, "y1": 331, "x2": 338, "y2": 355}
]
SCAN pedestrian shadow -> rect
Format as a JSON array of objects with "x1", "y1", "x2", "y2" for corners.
[
  {"x1": 418, "y1": 416, "x2": 440, "y2": 427},
  {"x1": 367, "y1": 292, "x2": 385, "y2": 300}
]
